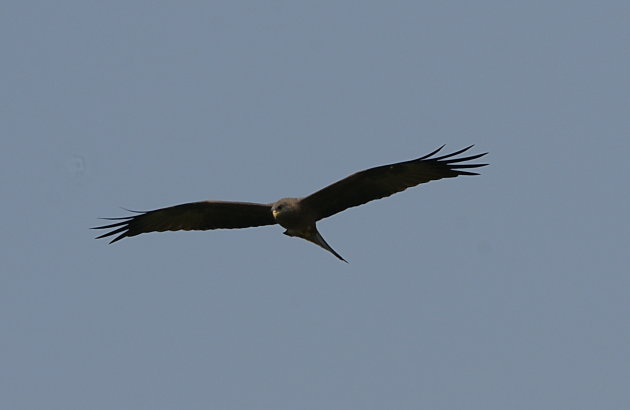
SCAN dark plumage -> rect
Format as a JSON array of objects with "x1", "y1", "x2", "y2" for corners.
[{"x1": 94, "y1": 145, "x2": 488, "y2": 261}]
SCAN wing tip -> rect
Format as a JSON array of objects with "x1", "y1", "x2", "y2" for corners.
[
  {"x1": 418, "y1": 145, "x2": 446, "y2": 160},
  {"x1": 93, "y1": 212, "x2": 136, "y2": 243},
  {"x1": 426, "y1": 145, "x2": 489, "y2": 172}
]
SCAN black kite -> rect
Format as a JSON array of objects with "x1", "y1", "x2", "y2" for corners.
[{"x1": 94, "y1": 145, "x2": 488, "y2": 261}]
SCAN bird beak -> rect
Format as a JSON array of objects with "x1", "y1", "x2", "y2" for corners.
[{"x1": 272, "y1": 209, "x2": 279, "y2": 218}]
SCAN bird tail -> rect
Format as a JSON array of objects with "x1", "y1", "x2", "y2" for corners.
[
  {"x1": 283, "y1": 225, "x2": 348, "y2": 262},
  {"x1": 309, "y1": 228, "x2": 348, "y2": 263}
]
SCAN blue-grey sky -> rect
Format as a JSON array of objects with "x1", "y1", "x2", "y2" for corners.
[{"x1": 2, "y1": 1, "x2": 629, "y2": 409}]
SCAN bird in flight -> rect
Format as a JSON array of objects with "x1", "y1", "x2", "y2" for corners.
[{"x1": 94, "y1": 145, "x2": 487, "y2": 262}]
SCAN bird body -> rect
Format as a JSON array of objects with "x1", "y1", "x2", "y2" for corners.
[{"x1": 94, "y1": 145, "x2": 488, "y2": 261}]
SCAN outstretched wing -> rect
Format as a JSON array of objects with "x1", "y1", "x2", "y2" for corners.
[
  {"x1": 300, "y1": 145, "x2": 488, "y2": 221},
  {"x1": 93, "y1": 201, "x2": 275, "y2": 243}
]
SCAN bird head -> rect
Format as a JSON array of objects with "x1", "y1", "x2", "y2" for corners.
[{"x1": 271, "y1": 198, "x2": 302, "y2": 228}]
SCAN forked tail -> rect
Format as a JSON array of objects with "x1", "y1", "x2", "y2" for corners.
[{"x1": 310, "y1": 229, "x2": 348, "y2": 263}]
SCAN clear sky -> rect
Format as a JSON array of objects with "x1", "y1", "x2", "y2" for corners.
[{"x1": 2, "y1": 1, "x2": 629, "y2": 409}]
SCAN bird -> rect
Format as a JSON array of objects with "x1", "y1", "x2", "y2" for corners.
[{"x1": 93, "y1": 145, "x2": 488, "y2": 262}]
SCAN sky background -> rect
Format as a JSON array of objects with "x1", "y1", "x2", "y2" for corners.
[{"x1": 2, "y1": 1, "x2": 629, "y2": 409}]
